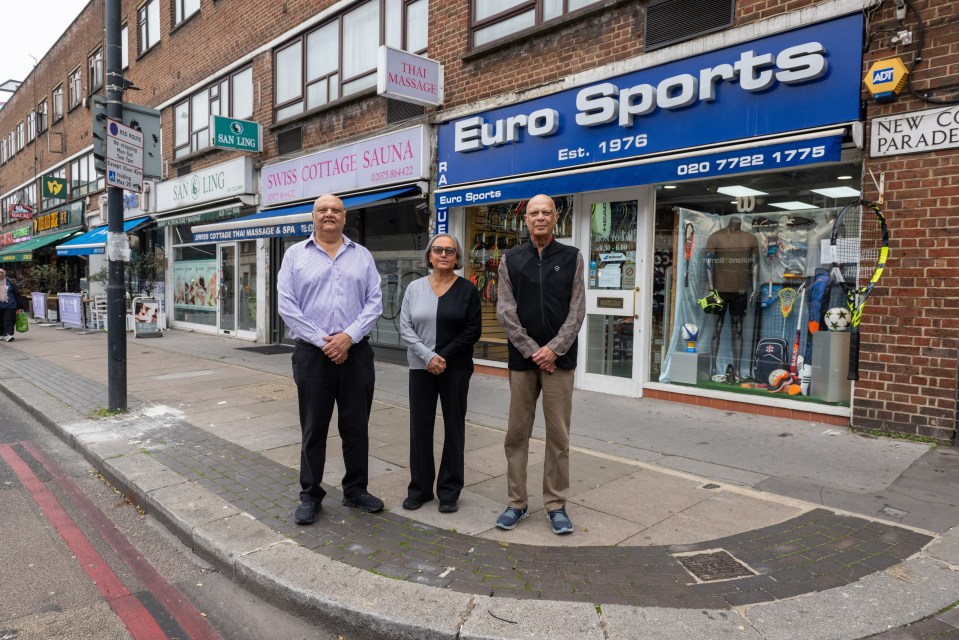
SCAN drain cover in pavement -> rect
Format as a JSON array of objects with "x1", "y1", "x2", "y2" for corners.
[{"x1": 675, "y1": 550, "x2": 755, "y2": 582}]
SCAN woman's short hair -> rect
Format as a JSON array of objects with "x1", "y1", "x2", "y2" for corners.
[{"x1": 423, "y1": 233, "x2": 463, "y2": 270}]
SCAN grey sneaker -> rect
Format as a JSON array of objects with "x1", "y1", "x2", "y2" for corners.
[
  {"x1": 495, "y1": 506, "x2": 528, "y2": 530},
  {"x1": 547, "y1": 507, "x2": 573, "y2": 534}
]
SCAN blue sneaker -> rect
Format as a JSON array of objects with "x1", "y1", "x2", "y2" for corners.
[
  {"x1": 548, "y1": 507, "x2": 573, "y2": 534},
  {"x1": 495, "y1": 506, "x2": 528, "y2": 530}
]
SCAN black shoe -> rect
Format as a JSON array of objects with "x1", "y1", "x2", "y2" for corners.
[
  {"x1": 294, "y1": 501, "x2": 321, "y2": 525},
  {"x1": 402, "y1": 496, "x2": 429, "y2": 510},
  {"x1": 438, "y1": 501, "x2": 458, "y2": 513},
  {"x1": 342, "y1": 492, "x2": 384, "y2": 513}
]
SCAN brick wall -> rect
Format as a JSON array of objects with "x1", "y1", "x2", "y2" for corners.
[{"x1": 857, "y1": 0, "x2": 959, "y2": 441}]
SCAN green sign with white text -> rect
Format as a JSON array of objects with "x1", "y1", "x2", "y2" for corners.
[{"x1": 210, "y1": 115, "x2": 262, "y2": 152}]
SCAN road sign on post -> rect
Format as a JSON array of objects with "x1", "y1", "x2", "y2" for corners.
[
  {"x1": 92, "y1": 96, "x2": 161, "y2": 178},
  {"x1": 106, "y1": 118, "x2": 144, "y2": 193},
  {"x1": 210, "y1": 115, "x2": 262, "y2": 152}
]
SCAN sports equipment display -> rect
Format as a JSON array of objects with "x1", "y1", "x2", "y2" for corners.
[
  {"x1": 829, "y1": 199, "x2": 889, "y2": 380},
  {"x1": 698, "y1": 290, "x2": 725, "y2": 315},
  {"x1": 824, "y1": 306, "x2": 851, "y2": 331},
  {"x1": 684, "y1": 223, "x2": 694, "y2": 288},
  {"x1": 790, "y1": 283, "x2": 807, "y2": 381},
  {"x1": 777, "y1": 287, "x2": 796, "y2": 338},
  {"x1": 768, "y1": 368, "x2": 792, "y2": 393}
]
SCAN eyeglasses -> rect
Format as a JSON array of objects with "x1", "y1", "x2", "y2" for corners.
[
  {"x1": 315, "y1": 207, "x2": 344, "y2": 214},
  {"x1": 431, "y1": 246, "x2": 457, "y2": 256}
]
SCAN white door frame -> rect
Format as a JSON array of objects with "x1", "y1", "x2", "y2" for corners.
[{"x1": 575, "y1": 186, "x2": 654, "y2": 397}]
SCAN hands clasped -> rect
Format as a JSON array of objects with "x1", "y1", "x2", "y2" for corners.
[
  {"x1": 532, "y1": 346, "x2": 557, "y2": 374},
  {"x1": 427, "y1": 355, "x2": 447, "y2": 375},
  {"x1": 321, "y1": 332, "x2": 353, "y2": 365}
]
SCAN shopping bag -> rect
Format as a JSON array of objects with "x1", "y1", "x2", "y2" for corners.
[{"x1": 15, "y1": 310, "x2": 28, "y2": 333}]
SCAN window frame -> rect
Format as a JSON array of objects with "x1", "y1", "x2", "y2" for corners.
[
  {"x1": 37, "y1": 99, "x2": 48, "y2": 134},
  {"x1": 138, "y1": 0, "x2": 161, "y2": 55},
  {"x1": 52, "y1": 85, "x2": 64, "y2": 122},
  {"x1": 39, "y1": 167, "x2": 67, "y2": 211},
  {"x1": 70, "y1": 152, "x2": 104, "y2": 197},
  {"x1": 0, "y1": 139, "x2": 6, "y2": 164},
  {"x1": 272, "y1": 0, "x2": 428, "y2": 123},
  {"x1": 88, "y1": 47, "x2": 104, "y2": 93},
  {"x1": 121, "y1": 23, "x2": 130, "y2": 69},
  {"x1": 26, "y1": 111, "x2": 36, "y2": 143},
  {"x1": 16, "y1": 122, "x2": 24, "y2": 151},
  {"x1": 68, "y1": 67, "x2": 83, "y2": 110},
  {"x1": 173, "y1": 65, "x2": 254, "y2": 160},
  {"x1": 173, "y1": 0, "x2": 201, "y2": 27},
  {"x1": 469, "y1": 0, "x2": 603, "y2": 49}
]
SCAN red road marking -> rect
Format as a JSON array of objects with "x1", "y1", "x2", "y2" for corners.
[
  {"x1": 0, "y1": 443, "x2": 169, "y2": 640},
  {"x1": 18, "y1": 441, "x2": 222, "y2": 640}
]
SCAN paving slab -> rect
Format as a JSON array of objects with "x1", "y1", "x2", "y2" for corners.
[
  {"x1": 603, "y1": 605, "x2": 763, "y2": 640},
  {"x1": 461, "y1": 597, "x2": 605, "y2": 640}
]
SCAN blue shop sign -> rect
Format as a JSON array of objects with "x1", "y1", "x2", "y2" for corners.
[{"x1": 436, "y1": 13, "x2": 863, "y2": 188}]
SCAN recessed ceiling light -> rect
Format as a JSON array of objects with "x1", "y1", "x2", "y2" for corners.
[
  {"x1": 717, "y1": 186, "x2": 768, "y2": 197},
  {"x1": 837, "y1": 175, "x2": 853, "y2": 180},
  {"x1": 663, "y1": 185, "x2": 677, "y2": 189},
  {"x1": 769, "y1": 201, "x2": 817, "y2": 210},
  {"x1": 811, "y1": 186, "x2": 861, "y2": 198}
]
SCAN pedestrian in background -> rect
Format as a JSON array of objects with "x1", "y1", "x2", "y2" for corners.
[
  {"x1": 495, "y1": 194, "x2": 586, "y2": 535},
  {"x1": 0, "y1": 269, "x2": 26, "y2": 342},
  {"x1": 277, "y1": 193, "x2": 384, "y2": 525},
  {"x1": 400, "y1": 234, "x2": 482, "y2": 513}
]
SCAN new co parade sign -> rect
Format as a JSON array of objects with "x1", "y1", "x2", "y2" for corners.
[{"x1": 210, "y1": 115, "x2": 262, "y2": 152}]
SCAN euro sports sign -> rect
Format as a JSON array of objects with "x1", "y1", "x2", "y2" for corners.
[{"x1": 437, "y1": 14, "x2": 863, "y2": 186}]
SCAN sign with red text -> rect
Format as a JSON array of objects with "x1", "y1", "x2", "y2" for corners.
[
  {"x1": 259, "y1": 125, "x2": 428, "y2": 206},
  {"x1": 377, "y1": 46, "x2": 443, "y2": 107}
]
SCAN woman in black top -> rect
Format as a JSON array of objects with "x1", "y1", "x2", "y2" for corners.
[
  {"x1": 0, "y1": 269, "x2": 26, "y2": 342},
  {"x1": 399, "y1": 234, "x2": 482, "y2": 513}
]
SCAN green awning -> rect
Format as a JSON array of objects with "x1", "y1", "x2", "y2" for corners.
[{"x1": 0, "y1": 229, "x2": 80, "y2": 263}]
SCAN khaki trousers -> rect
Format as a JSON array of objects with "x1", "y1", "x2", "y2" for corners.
[{"x1": 504, "y1": 367, "x2": 574, "y2": 511}]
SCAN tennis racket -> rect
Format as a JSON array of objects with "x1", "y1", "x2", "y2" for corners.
[
  {"x1": 829, "y1": 199, "x2": 889, "y2": 381},
  {"x1": 683, "y1": 223, "x2": 694, "y2": 288}
]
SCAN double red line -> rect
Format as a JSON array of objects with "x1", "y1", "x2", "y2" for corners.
[{"x1": 0, "y1": 442, "x2": 221, "y2": 640}]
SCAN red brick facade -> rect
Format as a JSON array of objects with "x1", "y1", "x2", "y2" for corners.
[{"x1": 1, "y1": 0, "x2": 957, "y2": 440}]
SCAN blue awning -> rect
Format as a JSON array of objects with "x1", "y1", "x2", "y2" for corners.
[
  {"x1": 56, "y1": 216, "x2": 152, "y2": 256},
  {"x1": 191, "y1": 185, "x2": 421, "y2": 242}
]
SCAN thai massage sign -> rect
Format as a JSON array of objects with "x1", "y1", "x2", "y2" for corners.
[{"x1": 260, "y1": 125, "x2": 428, "y2": 206}]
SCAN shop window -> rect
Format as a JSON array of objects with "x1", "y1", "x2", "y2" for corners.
[
  {"x1": 645, "y1": 0, "x2": 735, "y2": 51},
  {"x1": 173, "y1": 66, "x2": 253, "y2": 159},
  {"x1": 650, "y1": 164, "x2": 863, "y2": 406},
  {"x1": 172, "y1": 244, "x2": 217, "y2": 327},
  {"x1": 68, "y1": 67, "x2": 83, "y2": 110},
  {"x1": 237, "y1": 241, "x2": 257, "y2": 332},
  {"x1": 88, "y1": 47, "x2": 104, "y2": 93},
  {"x1": 174, "y1": 0, "x2": 200, "y2": 26},
  {"x1": 37, "y1": 99, "x2": 48, "y2": 134},
  {"x1": 273, "y1": 0, "x2": 427, "y2": 122},
  {"x1": 470, "y1": 0, "x2": 602, "y2": 48},
  {"x1": 139, "y1": 0, "x2": 161, "y2": 54},
  {"x1": 52, "y1": 85, "x2": 64, "y2": 122},
  {"x1": 460, "y1": 196, "x2": 573, "y2": 363}
]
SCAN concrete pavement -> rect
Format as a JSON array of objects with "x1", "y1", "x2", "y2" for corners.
[{"x1": 1, "y1": 323, "x2": 958, "y2": 639}]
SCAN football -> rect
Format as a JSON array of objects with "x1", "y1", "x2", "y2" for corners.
[
  {"x1": 681, "y1": 323, "x2": 699, "y2": 341},
  {"x1": 825, "y1": 306, "x2": 852, "y2": 331}
]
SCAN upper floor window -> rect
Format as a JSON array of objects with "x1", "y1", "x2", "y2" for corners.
[
  {"x1": 173, "y1": 66, "x2": 253, "y2": 159},
  {"x1": 6, "y1": 131, "x2": 13, "y2": 156},
  {"x1": 68, "y1": 67, "x2": 83, "y2": 110},
  {"x1": 274, "y1": 0, "x2": 427, "y2": 122},
  {"x1": 26, "y1": 111, "x2": 36, "y2": 143},
  {"x1": 470, "y1": 0, "x2": 602, "y2": 48},
  {"x1": 52, "y1": 85, "x2": 64, "y2": 122},
  {"x1": 0, "y1": 139, "x2": 6, "y2": 164},
  {"x1": 121, "y1": 24, "x2": 130, "y2": 68},
  {"x1": 174, "y1": 0, "x2": 200, "y2": 26},
  {"x1": 39, "y1": 167, "x2": 67, "y2": 211},
  {"x1": 70, "y1": 152, "x2": 104, "y2": 197},
  {"x1": 139, "y1": 0, "x2": 161, "y2": 54},
  {"x1": 16, "y1": 122, "x2": 24, "y2": 151},
  {"x1": 89, "y1": 48, "x2": 104, "y2": 92},
  {"x1": 37, "y1": 99, "x2": 48, "y2": 134}
]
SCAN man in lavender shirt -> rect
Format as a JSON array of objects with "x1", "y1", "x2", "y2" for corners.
[{"x1": 277, "y1": 193, "x2": 384, "y2": 524}]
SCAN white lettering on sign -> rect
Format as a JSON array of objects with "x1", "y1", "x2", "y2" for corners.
[
  {"x1": 456, "y1": 42, "x2": 827, "y2": 153},
  {"x1": 871, "y1": 106, "x2": 959, "y2": 157}
]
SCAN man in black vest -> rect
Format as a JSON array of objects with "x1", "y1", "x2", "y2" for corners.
[{"x1": 495, "y1": 194, "x2": 586, "y2": 535}]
